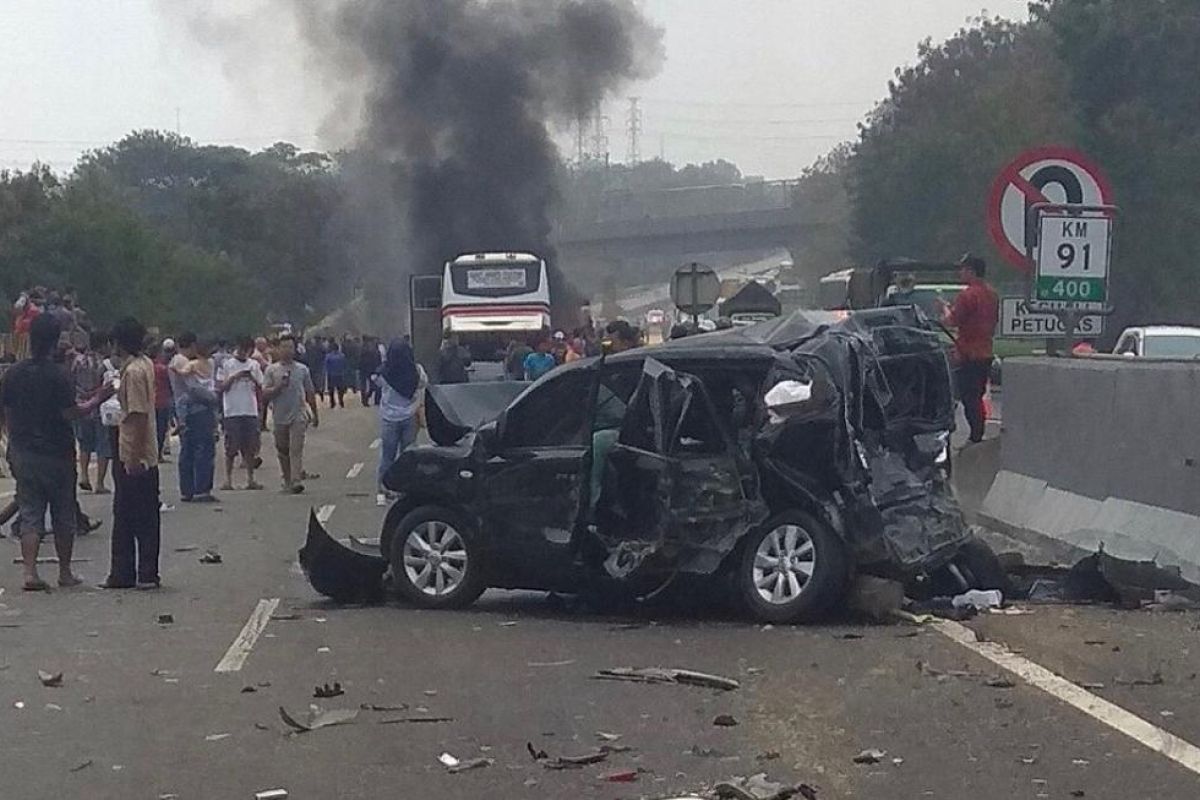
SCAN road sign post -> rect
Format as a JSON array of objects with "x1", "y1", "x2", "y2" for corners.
[
  {"x1": 1025, "y1": 203, "x2": 1118, "y2": 353},
  {"x1": 988, "y1": 146, "x2": 1116, "y2": 354},
  {"x1": 670, "y1": 262, "x2": 721, "y2": 325}
]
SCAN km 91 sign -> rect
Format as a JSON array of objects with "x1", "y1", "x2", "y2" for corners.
[{"x1": 1034, "y1": 209, "x2": 1111, "y2": 308}]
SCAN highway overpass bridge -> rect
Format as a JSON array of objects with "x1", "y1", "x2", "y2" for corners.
[{"x1": 551, "y1": 179, "x2": 838, "y2": 294}]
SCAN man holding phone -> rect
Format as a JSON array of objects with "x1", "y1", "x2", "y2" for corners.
[
  {"x1": 217, "y1": 336, "x2": 264, "y2": 491},
  {"x1": 263, "y1": 335, "x2": 319, "y2": 494}
]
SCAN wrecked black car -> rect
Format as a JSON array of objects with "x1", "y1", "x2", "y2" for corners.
[{"x1": 302, "y1": 307, "x2": 986, "y2": 622}]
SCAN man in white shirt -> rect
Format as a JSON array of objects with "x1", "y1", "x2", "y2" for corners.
[{"x1": 216, "y1": 336, "x2": 264, "y2": 491}]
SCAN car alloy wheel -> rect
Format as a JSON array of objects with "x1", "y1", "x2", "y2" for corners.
[
  {"x1": 402, "y1": 520, "x2": 469, "y2": 598},
  {"x1": 752, "y1": 523, "x2": 816, "y2": 605}
]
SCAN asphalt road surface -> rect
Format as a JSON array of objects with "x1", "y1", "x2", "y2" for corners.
[{"x1": 2, "y1": 402, "x2": 1199, "y2": 799}]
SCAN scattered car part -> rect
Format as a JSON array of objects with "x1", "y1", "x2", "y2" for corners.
[{"x1": 594, "y1": 667, "x2": 740, "y2": 691}]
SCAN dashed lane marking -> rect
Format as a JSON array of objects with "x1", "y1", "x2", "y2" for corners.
[
  {"x1": 369, "y1": 438, "x2": 381, "y2": 450},
  {"x1": 316, "y1": 504, "x2": 336, "y2": 524},
  {"x1": 346, "y1": 462, "x2": 364, "y2": 479},
  {"x1": 214, "y1": 598, "x2": 280, "y2": 673},
  {"x1": 937, "y1": 619, "x2": 1200, "y2": 776}
]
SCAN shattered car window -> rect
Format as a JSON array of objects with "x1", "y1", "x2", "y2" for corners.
[
  {"x1": 594, "y1": 366, "x2": 641, "y2": 431},
  {"x1": 503, "y1": 370, "x2": 592, "y2": 447}
]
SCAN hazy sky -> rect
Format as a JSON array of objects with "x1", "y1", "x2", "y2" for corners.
[{"x1": 0, "y1": 0, "x2": 1030, "y2": 179}]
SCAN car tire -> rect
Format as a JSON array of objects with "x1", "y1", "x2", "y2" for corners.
[
  {"x1": 736, "y1": 510, "x2": 848, "y2": 624},
  {"x1": 387, "y1": 506, "x2": 486, "y2": 610}
]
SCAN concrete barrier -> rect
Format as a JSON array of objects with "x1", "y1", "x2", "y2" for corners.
[{"x1": 981, "y1": 357, "x2": 1200, "y2": 582}]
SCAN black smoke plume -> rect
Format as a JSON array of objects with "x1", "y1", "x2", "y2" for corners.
[{"x1": 293, "y1": 0, "x2": 663, "y2": 321}]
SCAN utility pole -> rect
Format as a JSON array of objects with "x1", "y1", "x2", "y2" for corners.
[
  {"x1": 575, "y1": 113, "x2": 587, "y2": 167},
  {"x1": 626, "y1": 97, "x2": 642, "y2": 165},
  {"x1": 590, "y1": 110, "x2": 609, "y2": 165}
]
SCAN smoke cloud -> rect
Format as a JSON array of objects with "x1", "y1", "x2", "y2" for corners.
[{"x1": 176, "y1": 0, "x2": 663, "y2": 325}]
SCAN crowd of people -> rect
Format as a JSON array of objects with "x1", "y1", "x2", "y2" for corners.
[{"x1": 1, "y1": 279, "x2": 663, "y2": 593}]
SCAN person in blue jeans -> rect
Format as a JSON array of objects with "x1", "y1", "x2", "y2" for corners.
[
  {"x1": 174, "y1": 339, "x2": 219, "y2": 502},
  {"x1": 372, "y1": 339, "x2": 427, "y2": 507}
]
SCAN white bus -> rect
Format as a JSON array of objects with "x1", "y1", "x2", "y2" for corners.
[{"x1": 441, "y1": 252, "x2": 551, "y2": 360}]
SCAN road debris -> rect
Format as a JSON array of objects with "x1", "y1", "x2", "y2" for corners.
[
  {"x1": 360, "y1": 703, "x2": 408, "y2": 712},
  {"x1": 241, "y1": 686, "x2": 257, "y2": 694},
  {"x1": 952, "y1": 589, "x2": 1003, "y2": 611},
  {"x1": 853, "y1": 749, "x2": 887, "y2": 765},
  {"x1": 527, "y1": 743, "x2": 549, "y2": 761},
  {"x1": 689, "y1": 744, "x2": 725, "y2": 758},
  {"x1": 173, "y1": 546, "x2": 199, "y2": 553},
  {"x1": 270, "y1": 613, "x2": 302, "y2": 621},
  {"x1": 594, "y1": 667, "x2": 740, "y2": 691},
  {"x1": 543, "y1": 749, "x2": 610, "y2": 770},
  {"x1": 448, "y1": 757, "x2": 493, "y2": 774},
  {"x1": 277, "y1": 705, "x2": 359, "y2": 734},
  {"x1": 714, "y1": 773, "x2": 812, "y2": 800},
  {"x1": 313, "y1": 682, "x2": 344, "y2": 699},
  {"x1": 713, "y1": 714, "x2": 739, "y2": 727},
  {"x1": 595, "y1": 731, "x2": 622, "y2": 742},
  {"x1": 157, "y1": 614, "x2": 174, "y2": 625},
  {"x1": 1114, "y1": 671, "x2": 1164, "y2": 687},
  {"x1": 377, "y1": 715, "x2": 454, "y2": 724},
  {"x1": 756, "y1": 751, "x2": 782, "y2": 762},
  {"x1": 37, "y1": 670, "x2": 63, "y2": 687},
  {"x1": 986, "y1": 676, "x2": 1016, "y2": 689},
  {"x1": 254, "y1": 791, "x2": 289, "y2": 800},
  {"x1": 205, "y1": 733, "x2": 231, "y2": 742},
  {"x1": 199, "y1": 549, "x2": 223, "y2": 564},
  {"x1": 601, "y1": 769, "x2": 639, "y2": 782},
  {"x1": 528, "y1": 659, "x2": 576, "y2": 668},
  {"x1": 438, "y1": 753, "x2": 461, "y2": 768}
]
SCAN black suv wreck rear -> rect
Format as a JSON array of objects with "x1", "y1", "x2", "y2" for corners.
[{"x1": 301, "y1": 308, "x2": 978, "y2": 622}]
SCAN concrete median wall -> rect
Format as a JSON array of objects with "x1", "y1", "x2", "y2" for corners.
[{"x1": 981, "y1": 357, "x2": 1200, "y2": 581}]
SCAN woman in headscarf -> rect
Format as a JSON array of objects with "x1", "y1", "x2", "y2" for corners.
[{"x1": 371, "y1": 339, "x2": 427, "y2": 507}]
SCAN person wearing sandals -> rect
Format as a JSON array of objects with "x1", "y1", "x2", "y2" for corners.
[
  {"x1": 0, "y1": 315, "x2": 112, "y2": 591},
  {"x1": 216, "y1": 336, "x2": 264, "y2": 491}
]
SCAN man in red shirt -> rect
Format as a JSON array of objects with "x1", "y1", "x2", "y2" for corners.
[{"x1": 940, "y1": 254, "x2": 999, "y2": 445}]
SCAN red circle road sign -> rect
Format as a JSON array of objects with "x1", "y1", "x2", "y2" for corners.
[{"x1": 987, "y1": 146, "x2": 1114, "y2": 273}]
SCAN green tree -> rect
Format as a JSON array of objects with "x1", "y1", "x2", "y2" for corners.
[{"x1": 848, "y1": 15, "x2": 1078, "y2": 287}]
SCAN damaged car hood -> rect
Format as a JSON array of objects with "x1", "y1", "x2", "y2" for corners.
[{"x1": 424, "y1": 381, "x2": 527, "y2": 446}]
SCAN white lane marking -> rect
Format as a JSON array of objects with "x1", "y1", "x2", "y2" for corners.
[
  {"x1": 317, "y1": 504, "x2": 336, "y2": 524},
  {"x1": 346, "y1": 462, "x2": 364, "y2": 479},
  {"x1": 937, "y1": 619, "x2": 1200, "y2": 776},
  {"x1": 369, "y1": 438, "x2": 381, "y2": 450},
  {"x1": 214, "y1": 598, "x2": 280, "y2": 673}
]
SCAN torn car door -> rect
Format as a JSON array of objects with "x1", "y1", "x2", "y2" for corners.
[
  {"x1": 480, "y1": 369, "x2": 593, "y2": 590},
  {"x1": 594, "y1": 358, "x2": 767, "y2": 582}
]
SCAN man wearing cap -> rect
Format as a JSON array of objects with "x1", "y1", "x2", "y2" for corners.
[{"x1": 939, "y1": 255, "x2": 999, "y2": 445}]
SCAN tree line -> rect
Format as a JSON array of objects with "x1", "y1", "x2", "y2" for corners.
[{"x1": 838, "y1": 0, "x2": 1200, "y2": 329}]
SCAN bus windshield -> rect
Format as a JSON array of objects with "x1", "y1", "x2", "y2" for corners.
[{"x1": 448, "y1": 261, "x2": 541, "y2": 298}]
